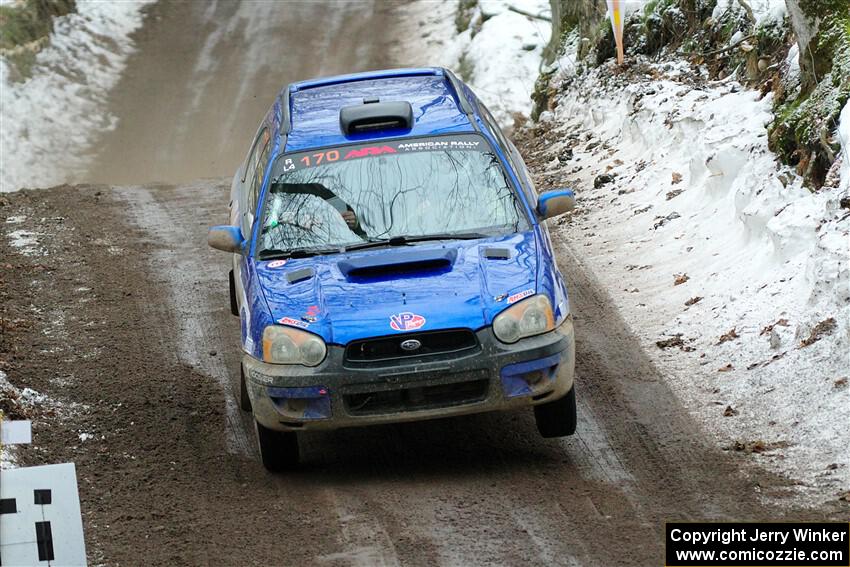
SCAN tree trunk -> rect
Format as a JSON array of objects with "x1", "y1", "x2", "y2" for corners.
[
  {"x1": 783, "y1": 0, "x2": 842, "y2": 95},
  {"x1": 542, "y1": 0, "x2": 607, "y2": 64}
]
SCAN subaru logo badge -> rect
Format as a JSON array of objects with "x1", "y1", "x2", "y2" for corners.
[{"x1": 400, "y1": 339, "x2": 421, "y2": 352}]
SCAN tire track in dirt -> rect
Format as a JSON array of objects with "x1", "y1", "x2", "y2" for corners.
[{"x1": 112, "y1": 183, "x2": 253, "y2": 456}]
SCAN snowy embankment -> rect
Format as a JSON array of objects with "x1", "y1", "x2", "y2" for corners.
[
  {"x1": 402, "y1": 0, "x2": 550, "y2": 124},
  {"x1": 534, "y1": 52, "x2": 849, "y2": 501},
  {"x1": 409, "y1": 0, "x2": 849, "y2": 502},
  {"x1": 0, "y1": 0, "x2": 153, "y2": 192}
]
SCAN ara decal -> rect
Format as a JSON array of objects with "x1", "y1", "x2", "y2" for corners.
[
  {"x1": 278, "y1": 316, "x2": 309, "y2": 329},
  {"x1": 267, "y1": 259, "x2": 288, "y2": 269},
  {"x1": 507, "y1": 289, "x2": 534, "y2": 304},
  {"x1": 389, "y1": 312, "x2": 426, "y2": 331},
  {"x1": 344, "y1": 145, "x2": 397, "y2": 160}
]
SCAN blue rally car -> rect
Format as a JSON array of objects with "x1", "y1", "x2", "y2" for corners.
[{"x1": 208, "y1": 68, "x2": 577, "y2": 471}]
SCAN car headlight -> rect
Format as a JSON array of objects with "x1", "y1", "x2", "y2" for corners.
[
  {"x1": 262, "y1": 325, "x2": 327, "y2": 366},
  {"x1": 492, "y1": 294, "x2": 555, "y2": 344}
]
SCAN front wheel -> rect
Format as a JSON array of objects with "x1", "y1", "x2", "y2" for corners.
[
  {"x1": 534, "y1": 386, "x2": 577, "y2": 438},
  {"x1": 256, "y1": 420, "x2": 299, "y2": 471}
]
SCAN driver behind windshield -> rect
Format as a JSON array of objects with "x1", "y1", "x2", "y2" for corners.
[{"x1": 262, "y1": 182, "x2": 367, "y2": 251}]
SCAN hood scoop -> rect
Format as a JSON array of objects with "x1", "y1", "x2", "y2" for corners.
[
  {"x1": 482, "y1": 247, "x2": 511, "y2": 260},
  {"x1": 339, "y1": 248, "x2": 457, "y2": 282},
  {"x1": 286, "y1": 267, "x2": 315, "y2": 284}
]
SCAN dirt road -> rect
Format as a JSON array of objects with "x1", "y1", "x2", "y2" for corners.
[
  {"x1": 2, "y1": 182, "x2": 842, "y2": 565},
  {"x1": 83, "y1": 0, "x2": 399, "y2": 186}
]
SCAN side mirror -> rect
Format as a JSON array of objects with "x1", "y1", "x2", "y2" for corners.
[
  {"x1": 537, "y1": 189, "x2": 576, "y2": 220},
  {"x1": 208, "y1": 225, "x2": 245, "y2": 254}
]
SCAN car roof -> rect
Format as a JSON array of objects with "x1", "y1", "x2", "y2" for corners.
[{"x1": 280, "y1": 68, "x2": 479, "y2": 152}]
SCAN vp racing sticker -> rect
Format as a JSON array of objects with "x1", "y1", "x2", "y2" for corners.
[
  {"x1": 507, "y1": 289, "x2": 534, "y2": 304},
  {"x1": 389, "y1": 312, "x2": 426, "y2": 331},
  {"x1": 267, "y1": 259, "x2": 288, "y2": 269},
  {"x1": 278, "y1": 316, "x2": 309, "y2": 329},
  {"x1": 302, "y1": 305, "x2": 320, "y2": 324}
]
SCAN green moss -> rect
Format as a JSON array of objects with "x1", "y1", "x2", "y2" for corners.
[
  {"x1": 769, "y1": 6, "x2": 850, "y2": 187},
  {"x1": 0, "y1": 0, "x2": 75, "y2": 50},
  {"x1": 531, "y1": 68, "x2": 556, "y2": 120},
  {"x1": 755, "y1": 18, "x2": 787, "y2": 53},
  {"x1": 455, "y1": 0, "x2": 478, "y2": 33},
  {"x1": 594, "y1": 17, "x2": 616, "y2": 64},
  {"x1": 0, "y1": 0, "x2": 75, "y2": 80},
  {"x1": 456, "y1": 52, "x2": 474, "y2": 83}
]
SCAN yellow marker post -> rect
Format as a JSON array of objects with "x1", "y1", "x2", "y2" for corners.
[{"x1": 607, "y1": 0, "x2": 625, "y2": 65}]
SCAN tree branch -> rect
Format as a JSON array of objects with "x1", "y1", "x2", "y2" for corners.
[
  {"x1": 507, "y1": 5, "x2": 552, "y2": 22},
  {"x1": 701, "y1": 34, "x2": 755, "y2": 57}
]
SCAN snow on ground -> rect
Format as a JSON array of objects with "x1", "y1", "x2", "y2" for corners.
[
  {"x1": 5, "y1": 212, "x2": 45, "y2": 255},
  {"x1": 534, "y1": 55, "x2": 849, "y2": 502},
  {"x1": 402, "y1": 0, "x2": 549, "y2": 124},
  {"x1": 0, "y1": 0, "x2": 153, "y2": 192},
  {"x1": 713, "y1": 0, "x2": 787, "y2": 27}
]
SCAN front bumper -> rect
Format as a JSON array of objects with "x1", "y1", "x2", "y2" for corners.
[{"x1": 244, "y1": 318, "x2": 575, "y2": 431}]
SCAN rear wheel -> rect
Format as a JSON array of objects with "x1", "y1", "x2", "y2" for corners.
[
  {"x1": 534, "y1": 385, "x2": 577, "y2": 438},
  {"x1": 256, "y1": 421, "x2": 299, "y2": 472},
  {"x1": 239, "y1": 364, "x2": 252, "y2": 412}
]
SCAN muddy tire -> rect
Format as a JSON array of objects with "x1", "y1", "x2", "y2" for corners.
[
  {"x1": 534, "y1": 386, "x2": 577, "y2": 438},
  {"x1": 239, "y1": 364, "x2": 252, "y2": 412},
  {"x1": 229, "y1": 269, "x2": 238, "y2": 316},
  {"x1": 256, "y1": 421, "x2": 299, "y2": 472}
]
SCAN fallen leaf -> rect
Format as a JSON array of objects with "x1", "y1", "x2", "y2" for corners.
[
  {"x1": 653, "y1": 211, "x2": 680, "y2": 229},
  {"x1": 723, "y1": 405, "x2": 738, "y2": 417},
  {"x1": 674, "y1": 273, "x2": 689, "y2": 286},
  {"x1": 717, "y1": 328, "x2": 739, "y2": 344},
  {"x1": 656, "y1": 335, "x2": 684, "y2": 349},
  {"x1": 835, "y1": 378, "x2": 848, "y2": 389},
  {"x1": 718, "y1": 363, "x2": 733, "y2": 372},
  {"x1": 726, "y1": 439, "x2": 789, "y2": 454},
  {"x1": 760, "y1": 318, "x2": 789, "y2": 336},
  {"x1": 671, "y1": 171, "x2": 683, "y2": 184},
  {"x1": 666, "y1": 188, "x2": 683, "y2": 200},
  {"x1": 685, "y1": 296, "x2": 703, "y2": 306},
  {"x1": 800, "y1": 317, "x2": 837, "y2": 347}
]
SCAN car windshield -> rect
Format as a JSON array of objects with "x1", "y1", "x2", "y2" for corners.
[{"x1": 258, "y1": 134, "x2": 528, "y2": 255}]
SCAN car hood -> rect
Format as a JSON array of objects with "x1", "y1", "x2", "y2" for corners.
[{"x1": 255, "y1": 232, "x2": 539, "y2": 344}]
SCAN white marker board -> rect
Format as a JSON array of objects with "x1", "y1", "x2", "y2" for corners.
[{"x1": 0, "y1": 463, "x2": 87, "y2": 566}]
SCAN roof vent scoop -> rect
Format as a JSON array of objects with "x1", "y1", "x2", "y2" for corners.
[{"x1": 339, "y1": 99, "x2": 413, "y2": 135}]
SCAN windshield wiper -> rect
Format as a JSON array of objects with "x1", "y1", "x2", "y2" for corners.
[
  {"x1": 258, "y1": 246, "x2": 341, "y2": 260},
  {"x1": 343, "y1": 232, "x2": 488, "y2": 252}
]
